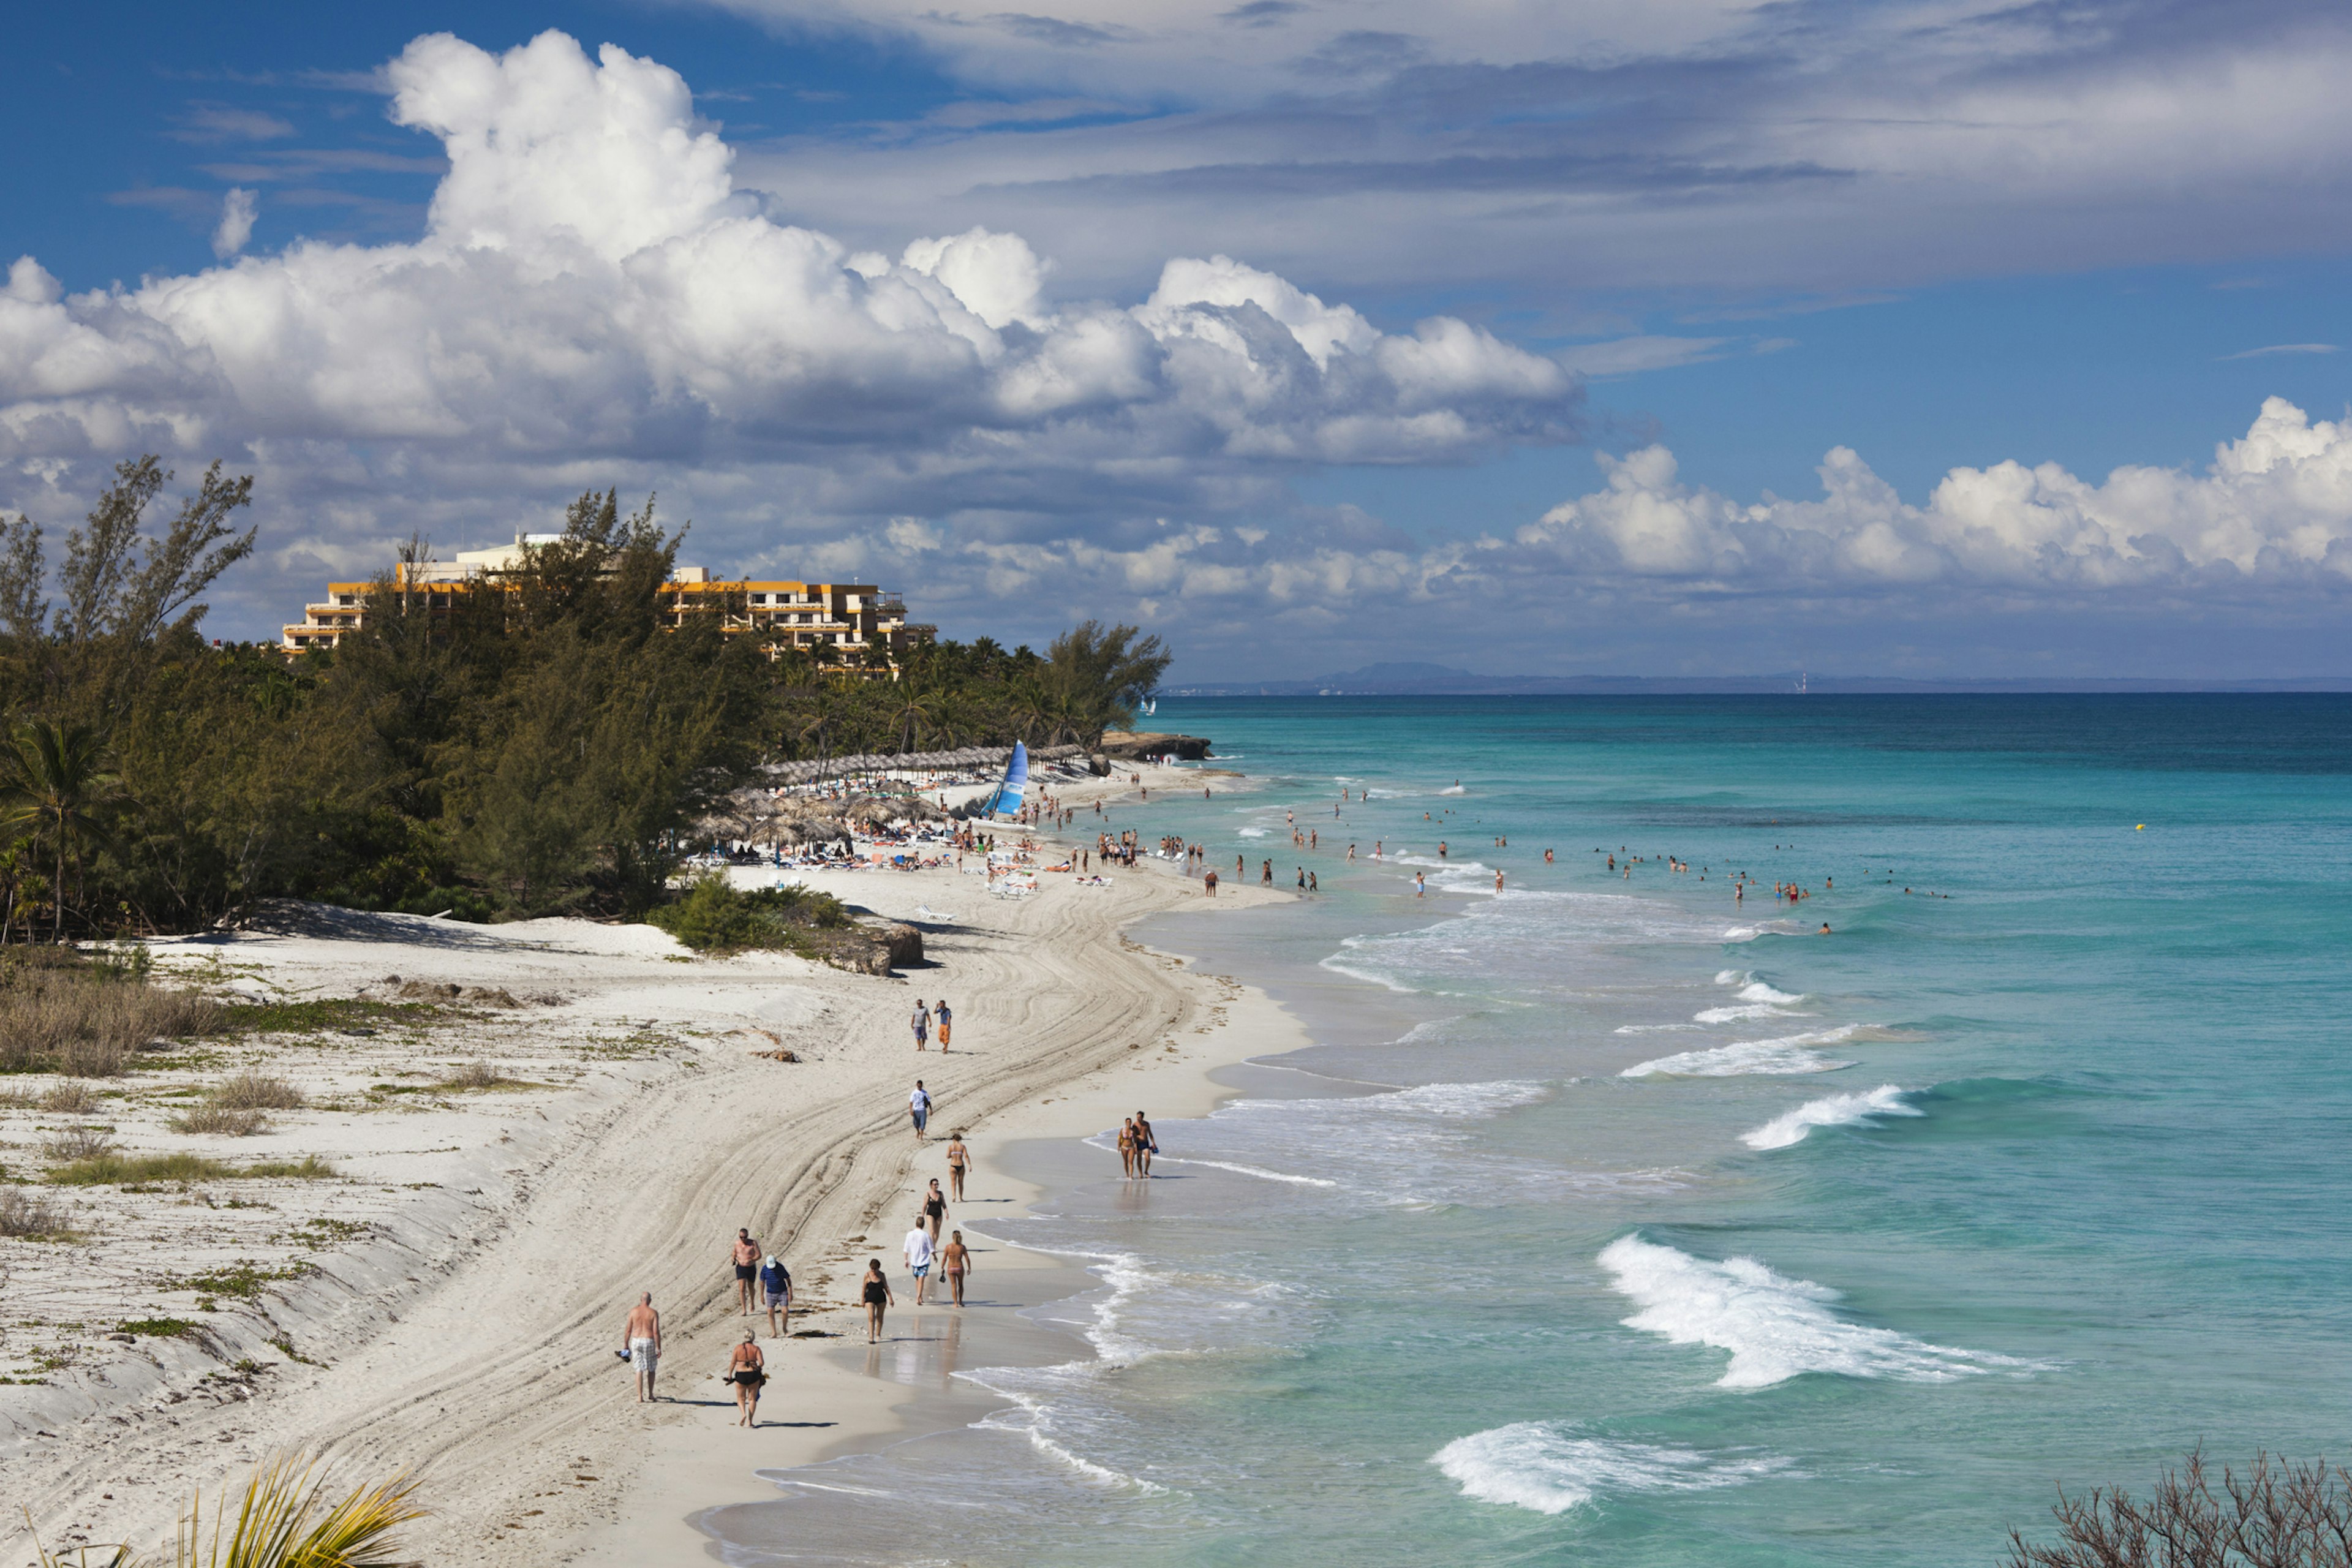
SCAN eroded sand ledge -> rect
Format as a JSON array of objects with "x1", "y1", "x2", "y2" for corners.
[{"x1": 9, "y1": 763, "x2": 1299, "y2": 1566}]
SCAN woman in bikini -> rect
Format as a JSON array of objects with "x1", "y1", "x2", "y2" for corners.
[
  {"x1": 729, "y1": 1330, "x2": 766, "y2": 1427},
  {"x1": 1117, "y1": 1117, "x2": 1137, "y2": 1178},
  {"x1": 941, "y1": 1229, "x2": 974, "y2": 1307},
  {"x1": 862, "y1": 1258, "x2": 894, "y2": 1343},
  {"x1": 945, "y1": 1133, "x2": 971, "y2": 1200}
]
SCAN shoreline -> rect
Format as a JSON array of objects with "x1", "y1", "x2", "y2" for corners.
[
  {"x1": 6, "y1": 759, "x2": 1303, "y2": 1568},
  {"x1": 574, "y1": 772, "x2": 1314, "y2": 1566}
]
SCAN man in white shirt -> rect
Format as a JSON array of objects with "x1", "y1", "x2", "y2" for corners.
[
  {"x1": 909, "y1": 1080, "x2": 932, "y2": 1142},
  {"x1": 903, "y1": 1216, "x2": 936, "y2": 1305}
]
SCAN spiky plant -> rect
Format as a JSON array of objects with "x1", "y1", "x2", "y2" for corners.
[{"x1": 26, "y1": 1455, "x2": 425, "y2": 1567}]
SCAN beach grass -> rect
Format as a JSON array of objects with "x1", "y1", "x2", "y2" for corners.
[
  {"x1": 28, "y1": 1451, "x2": 424, "y2": 1568},
  {"x1": 0, "y1": 1186, "x2": 68, "y2": 1238},
  {"x1": 0, "y1": 970, "x2": 221, "y2": 1077},
  {"x1": 168, "y1": 1105, "x2": 270, "y2": 1136},
  {"x1": 47, "y1": 1151, "x2": 336, "y2": 1185}
]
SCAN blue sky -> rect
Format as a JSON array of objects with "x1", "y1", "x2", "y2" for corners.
[{"x1": 4, "y1": 0, "x2": 2350, "y2": 676}]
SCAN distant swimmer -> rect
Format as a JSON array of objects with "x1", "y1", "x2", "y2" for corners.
[
  {"x1": 1438, "y1": 842, "x2": 1448, "y2": 858},
  {"x1": 1494, "y1": 869, "x2": 1504, "y2": 892},
  {"x1": 1544, "y1": 849, "x2": 1553, "y2": 863},
  {"x1": 1819, "y1": 922, "x2": 1832, "y2": 935}
]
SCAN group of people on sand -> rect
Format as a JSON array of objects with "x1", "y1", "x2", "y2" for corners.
[
  {"x1": 619, "y1": 1125, "x2": 982, "y2": 1428},
  {"x1": 864, "y1": 1129, "x2": 977, "y2": 1345},
  {"x1": 910, "y1": 997, "x2": 952, "y2": 1050}
]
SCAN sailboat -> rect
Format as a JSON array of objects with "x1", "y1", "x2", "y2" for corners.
[
  {"x1": 1141, "y1": 698, "x2": 1156, "y2": 717},
  {"x1": 983, "y1": 741, "x2": 1029, "y2": 818}
]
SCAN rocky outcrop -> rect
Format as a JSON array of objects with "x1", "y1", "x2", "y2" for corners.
[
  {"x1": 812, "y1": 918, "x2": 924, "y2": 976},
  {"x1": 1098, "y1": 731, "x2": 1213, "y2": 761}
]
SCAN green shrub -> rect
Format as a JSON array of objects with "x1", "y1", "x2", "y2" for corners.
[
  {"x1": 647, "y1": 875, "x2": 849, "y2": 954},
  {"x1": 243, "y1": 1153, "x2": 336, "y2": 1179},
  {"x1": 211, "y1": 1069, "x2": 304, "y2": 1109},
  {"x1": 51, "y1": 1150, "x2": 232, "y2": 1185},
  {"x1": 169, "y1": 1104, "x2": 269, "y2": 1136},
  {"x1": 118, "y1": 1317, "x2": 195, "y2": 1338}
]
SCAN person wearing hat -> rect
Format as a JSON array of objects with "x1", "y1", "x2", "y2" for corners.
[{"x1": 760, "y1": 1253, "x2": 793, "y2": 1336}]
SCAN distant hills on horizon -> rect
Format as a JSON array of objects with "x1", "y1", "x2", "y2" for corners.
[{"x1": 1166, "y1": 661, "x2": 2352, "y2": 697}]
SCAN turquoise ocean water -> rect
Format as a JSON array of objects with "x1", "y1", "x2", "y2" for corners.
[{"x1": 714, "y1": 696, "x2": 2352, "y2": 1565}]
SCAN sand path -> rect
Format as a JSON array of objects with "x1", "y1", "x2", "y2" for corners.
[{"x1": 10, "y1": 832, "x2": 1273, "y2": 1565}]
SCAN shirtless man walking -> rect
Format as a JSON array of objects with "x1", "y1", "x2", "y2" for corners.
[
  {"x1": 622, "y1": 1292, "x2": 662, "y2": 1403},
  {"x1": 729, "y1": 1228, "x2": 761, "y2": 1314}
]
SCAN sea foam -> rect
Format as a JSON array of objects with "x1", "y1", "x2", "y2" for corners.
[
  {"x1": 1432, "y1": 1422, "x2": 1790, "y2": 1515},
  {"x1": 1621, "y1": 1025, "x2": 1864, "y2": 1078},
  {"x1": 1597, "y1": 1234, "x2": 2024, "y2": 1389},
  {"x1": 1741, "y1": 1085, "x2": 1921, "y2": 1149}
]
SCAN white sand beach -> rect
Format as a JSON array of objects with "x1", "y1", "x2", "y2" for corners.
[{"x1": 5, "y1": 763, "x2": 1300, "y2": 1565}]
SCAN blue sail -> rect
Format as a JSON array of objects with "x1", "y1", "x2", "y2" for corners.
[{"x1": 986, "y1": 741, "x2": 1030, "y2": 818}]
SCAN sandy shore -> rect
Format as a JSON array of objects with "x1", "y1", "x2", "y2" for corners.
[{"x1": 6, "y1": 761, "x2": 1302, "y2": 1566}]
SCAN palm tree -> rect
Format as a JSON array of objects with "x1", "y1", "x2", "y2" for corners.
[{"x1": 0, "y1": 718, "x2": 120, "y2": 941}]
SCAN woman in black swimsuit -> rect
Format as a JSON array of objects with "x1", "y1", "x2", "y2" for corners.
[
  {"x1": 922, "y1": 1180, "x2": 949, "y2": 1243},
  {"x1": 862, "y1": 1259, "x2": 894, "y2": 1343},
  {"x1": 729, "y1": 1329, "x2": 766, "y2": 1427}
]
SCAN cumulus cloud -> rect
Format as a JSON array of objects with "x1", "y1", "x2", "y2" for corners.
[
  {"x1": 0, "y1": 32, "x2": 1570, "y2": 541},
  {"x1": 4, "y1": 26, "x2": 2349, "y2": 677},
  {"x1": 1511, "y1": 398, "x2": 2352, "y2": 592},
  {"x1": 211, "y1": 189, "x2": 259, "y2": 259}
]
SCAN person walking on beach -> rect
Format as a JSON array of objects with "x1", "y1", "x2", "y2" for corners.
[
  {"x1": 904, "y1": 1216, "x2": 937, "y2": 1305},
  {"x1": 910, "y1": 1079, "x2": 932, "y2": 1142},
  {"x1": 1118, "y1": 1116, "x2": 1137, "y2": 1177},
  {"x1": 1204, "y1": 869, "x2": 1218, "y2": 897},
  {"x1": 946, "y1": 1131, "x2": 971, "y2": 1199},
  {"x1": 1494, "y1": 869, "x2": 1504, "y2": 892},
  {"x1": 862, "y1": 1259, "x2": 894, "y2": 1342},
  {"x1": 1262, "y1": 859, "x2": 1273, "y2": 885},
  {"x1": 943, "y1": 1229, "x2": 973, "y2": 1307},
  {"x1": 622, "y1": 1292, "x2": 662, "y2": 1403},
  {"x1": 730, "y1": 1228, "x2": 761, "y2": 1314},
  {"x1": 729, "y1": 1330, "x2": 766, "y2": 1427},
  {"x1": 1415, "y1": 871, "x2": 1426, "y2": 897},
  {"x1": 1134, "y1": 1111, "x2": 1158, "y2": 1176},
  {"x1": 923, "y1": 1178, "x2": 949, "y2": 1244},
  {"x1": 761, "y1": 1253, "x2": 793, "y2": 1336},
  {"x1": 911, "y1": 1000, "x2": 930, "y2": 1050}
]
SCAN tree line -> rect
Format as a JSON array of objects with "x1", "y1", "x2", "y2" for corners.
[{"x1": 0, "y1": 458, "x2": 1169, "y2": 935}]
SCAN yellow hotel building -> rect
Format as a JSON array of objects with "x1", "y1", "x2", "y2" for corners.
[{"x1": 281, "y1": 535, "x2": 931, "y2": 667}]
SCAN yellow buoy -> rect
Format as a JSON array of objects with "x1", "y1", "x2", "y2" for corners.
[{"x1": 2135, "y1": 824, "x2": 2145, "y2": 831}]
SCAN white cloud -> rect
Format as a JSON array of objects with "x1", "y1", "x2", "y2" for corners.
[
  {"x1": 211, "y1": 189, "x2": 258, "y2": 260},
  {"x1": 0, "y1": 31, "x2": 1569, "y2": 479},
  {"x1": 2222, "y1": 343, "x2": 2339, "y2": 360},
  {"x1": 1516, "y1": 396, "x2": 2352, "y2": 590}
]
